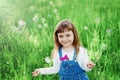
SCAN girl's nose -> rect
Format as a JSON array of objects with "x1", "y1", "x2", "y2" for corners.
[{"x1": 62, "y1": 36, "x2": 67, "y2": 41}]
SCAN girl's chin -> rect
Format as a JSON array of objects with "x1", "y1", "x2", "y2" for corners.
[{"x1": 62, "y1": 44, "x2": 71, "y2": 47}]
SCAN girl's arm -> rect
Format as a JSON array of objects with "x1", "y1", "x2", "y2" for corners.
[
  {"x1": 32, "y1": 51, "x2": 60, "y2": 76},
  {"x1": 77, "y1": 47, "x2": 95, "y2": 72}
]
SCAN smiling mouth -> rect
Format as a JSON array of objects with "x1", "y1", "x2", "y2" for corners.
[{"x1": 62, "y1": 42, "x2": 69, "y2": 44}]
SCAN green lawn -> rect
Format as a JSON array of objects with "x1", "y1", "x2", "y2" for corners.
[{"x1": 0, "y1": 0, "x2": 120, "y2": 80}]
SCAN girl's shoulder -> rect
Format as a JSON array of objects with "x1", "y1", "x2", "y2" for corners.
[
  {"x1": 79, "y1": 46, "x2": 87, "y2": 54},
  {"x1": 51, "y1": 49, "x2": 59, "y2": 59},
  {"x1": 77, "y1": 46, "x2": 88, "y2": 58}
]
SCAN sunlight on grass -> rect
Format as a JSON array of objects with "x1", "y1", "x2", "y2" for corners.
[{"x1": 0, "y1": 0, "x2": 120, "y2": 80}]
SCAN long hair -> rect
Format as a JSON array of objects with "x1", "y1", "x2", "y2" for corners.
[{"x1": 53, "y1": 19, "x2": 81, "y2": 55}]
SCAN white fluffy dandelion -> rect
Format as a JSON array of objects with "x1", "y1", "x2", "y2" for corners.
[
  {"x1": 15, "y1": 19, "x2": 26, "y2": 34},
  {"x1": 53, "y1": 8, "x2": 57, "y2": 14},
  {"x1": 43, "y1": 23, "x2": 48, "y2": 28},
  {"x1": 49, "y1": 1, "x2": 53, "y2": 6},
  {"x1": 18, "y1": 19, "x2": 26, "y2": 27},
  {"x1": 32, "y1": 14, "x2": 39, "y2": 22},
  {"x1": 6, "y1": 61, "x2": 9, "y2": 64},
  {"x1": 30, "y1": 5, "x2": 35, "y2": 10},
  {"x1": 106, "y1": 29, "x2": 112, "y2": 36},
  {"x1": 41, "y1": 18, "x2": 46, "y2": 23},
  {"x1": 45, "y1": 56, "x2": 52, "y2": 63},
  {"x1": 83, "y1": 26, "x2": 88, "y2": 30},
  {"x1": 38, "y1": 24, "x2": 42, "y2": 29},
  {"x1": 100, "y1": 43, "x2": 107, "y2": 51},
  {"x1": 94, "y1": 17, "x2": 100, "y2": 25}
]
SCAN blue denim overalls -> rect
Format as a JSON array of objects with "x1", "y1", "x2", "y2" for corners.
[{"x1": 58, "y1": 47, "x2": 89, "y2": 80}]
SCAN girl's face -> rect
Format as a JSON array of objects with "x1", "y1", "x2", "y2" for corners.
[{"x1": 57, "y1": 30, "x2": 74, "y2": 48}]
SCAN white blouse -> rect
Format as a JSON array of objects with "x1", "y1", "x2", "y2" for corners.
[{"x1": 38, "y1": 47, "x2": 92, "y2": 75}]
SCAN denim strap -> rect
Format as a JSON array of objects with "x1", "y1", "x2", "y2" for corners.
[
  {"x1": 59, "y1": 47, "x2": 62, "y2": 57},
  {"x1": 73, "y1": 49, "x2": 76, "y2": 61}
]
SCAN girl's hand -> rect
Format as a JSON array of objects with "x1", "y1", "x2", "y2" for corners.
[
  {"x1": 87, "y1": 61, "x2": 95, "y2": 68},
  {"x1": 32, "y1": 69, "x2": 40, "y2": 76}
]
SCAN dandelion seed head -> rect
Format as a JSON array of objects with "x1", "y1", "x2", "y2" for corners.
[
  {"x1": 101, "y1": 43, "x2": 107, "y2": 51},
  {"x1": 83, "y1": 26, "x2": 88, "y2": 30},
  {"x1": 43, "y1": 23, "x2": 48, "y2": 28},
  {"x1": 30, "y1": 5, "x2": 35, "y2": 10},
  {"x1": 38, "y1": 24, "x2": 42, "y2": 29},
  {"x1": 49, "y1": 1, "x2": 53, "y2": 6},
  {"x1": 106, "y1": 29, "x2": 112, "y2": 36},
  {"x1": 33, "y1": 14, "x2": 39, "y2": 22},
  {"x1": 12, "y1": 19, "x2": 26, "y2": 34},
  {"x1": 41, "y1": 18, "x2": 46, "y2": 23},
  {"x1": 106, "y1": 29, "x2": 111, "y2": 33},
  {"x1": 45, "y1": 56, "x2": 52, "y2": 63},
  {"x1": 94, "y1": 17, "x2": 100, "y2": 25},
  {"x1": 53, "y1": 8, "x2": 57, "y2": 14},
  {"x1": 18, "y1": 19, "x2": 26, "y2": 27},
  {"x1": 97, "y1": 71, "x2": 100, "y2": 75},
  {"x1": 7, "y1": 61, "x2": 9, "y2": 64}
]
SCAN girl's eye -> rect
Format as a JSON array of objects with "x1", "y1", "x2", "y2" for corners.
[
  {"x1": 58, "y1": 35, "x2": 63, "y2": 38},
  {"x1": 66, "y1": 34, "x2": 70, "y2": 37}
]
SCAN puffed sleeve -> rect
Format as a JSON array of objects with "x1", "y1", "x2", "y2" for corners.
[
  {"x1": 38, "y1": 51, "x2": 60, "y2": 75},
  {"x1": 77, "y1": 47, "x2": 92, "y2": 72}
]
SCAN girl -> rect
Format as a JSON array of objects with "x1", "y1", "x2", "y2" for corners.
[{"x1": 32, "y1": 19, "x2": 95, "y2": 80}]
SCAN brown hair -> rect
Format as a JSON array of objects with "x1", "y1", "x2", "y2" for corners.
[{"x1": 53, "y1": 19, "x2": 80, "y2": 55}]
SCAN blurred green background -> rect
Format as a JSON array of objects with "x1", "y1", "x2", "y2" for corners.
[{"x1": 0, "y1": 0, "x2": 120, "y2": 80}]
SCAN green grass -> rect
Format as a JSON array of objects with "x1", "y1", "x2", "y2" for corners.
[{"x1": 0, "y1": 0, "x2": 120, "y2": 80}]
